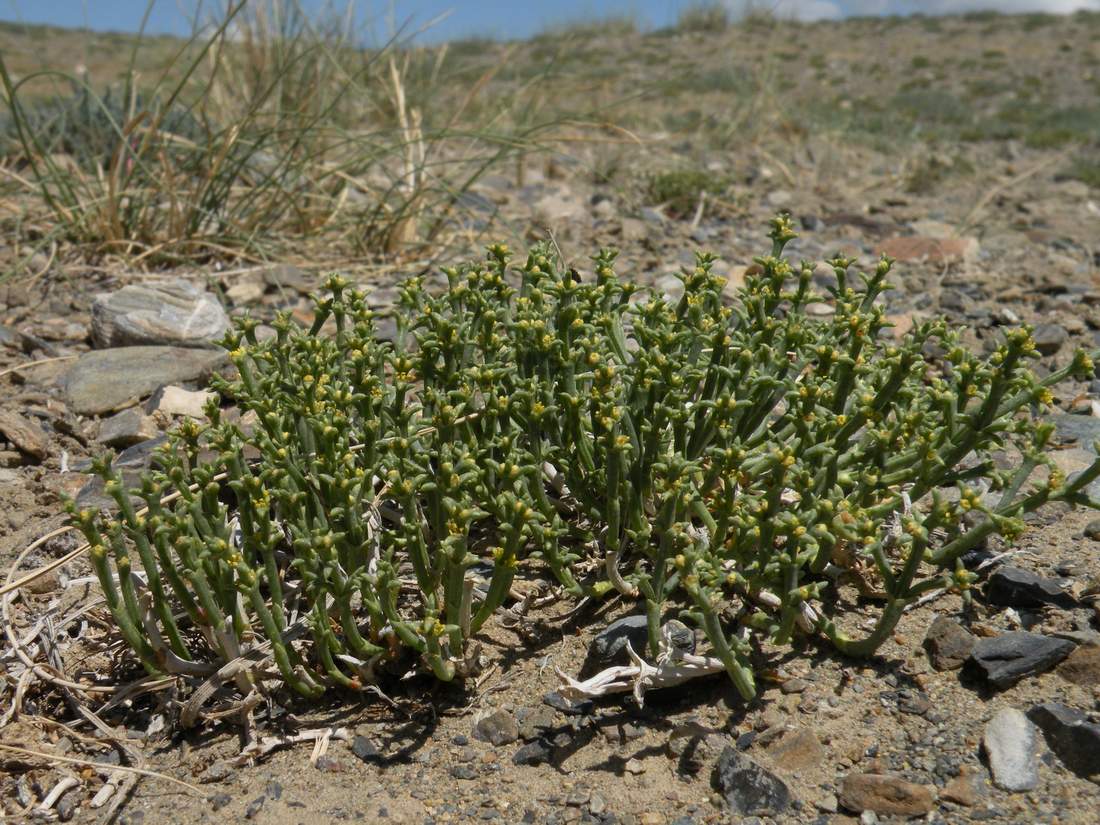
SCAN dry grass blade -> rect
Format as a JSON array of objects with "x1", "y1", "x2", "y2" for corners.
[
  {"x1": 0, "y1": 744, "x2": 203, "y2": 794},
  {"x1": 0, "y1": 355, "x2": 78, "y2": 380},
  {"x1": 2, "y1": 0, "x2": 585, "y2": 265}
]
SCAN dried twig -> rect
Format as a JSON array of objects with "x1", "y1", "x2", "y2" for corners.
[
  {"x1": 0, "y1": 744, "x2": 203, "y2": 794},
  {"x1": 556, "y1": 625, "x2": 725, "y2": 707},
  {"x1": 234, "y1": 726, "x2": 350, "y2": 765}
]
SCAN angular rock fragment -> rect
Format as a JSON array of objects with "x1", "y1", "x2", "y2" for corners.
[
  {"x1": 838, "y1": 773, "x2": 934, "y2": 817},
  {"x1": 589, "y1": 614, "x2": 695, "y2": 667},
  {"x1": 982, "y1": 708, "x2": 1039, "y2": 791},
  {"x1": 877, "y1": 235, "x2": 978, "y2": 264},
  {"x1": 964, "y1": 632, "x2": 1074, "y2": 689},
  {"x1": 91, "y1": 279, "x2": 229, "y2": 348},
  {"x1": 923, "y1": 616, "x2": 976, "y2": 671},
  {"x1": 0, "y1": 409, "x2": 48, "y2": 460},
  {"x1": 1031, "y1": 323, "x2": 1067, "y2": 356},
  {"x1": 74, "y1": 435, "x2": 168, "y2": 510},
  {"x1": 145, "y1": 385, "x2": 215, "y2": 419},
  {"x1": 96, "y1": 408, "x2": 159, "y2": 448},
  {"x1": 765, "y1": 727, "x2": 825, "y2": 774},
  {"x1": 472, "y1": 708, "x2": 519, "y2": 746},
  {"x1": 1055, "y1": 643, "x2": 1100, "y2": 686},
  {"x1": 713, "y1": 746, "x2": 791, "y2": 815},
  {"x1": 515, "y1": 706, "x2": 558, "y2": 742},
  {"x1": 940, "y1": 772, "x2": 980, "y2": 807},
  {"x1": 351, "y1": 735, "x2": 381, "y2": 763},
  {"x1": 261, "y1": 264, "x2": 312, "y2": 293},
  {"x1": 1026, "y1": 702, "x2": 1100, "y2": 781},
  {"x1": 62, "y1": 347, "x2": 228, "y2": 415},
  {"x1": 512, "y1": 740, "x2": 552, "y2": 766},
  {"x1": 985, "y1": 566, "x2": 1075, "y2": 609}
]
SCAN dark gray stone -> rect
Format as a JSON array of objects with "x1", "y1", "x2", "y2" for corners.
[
  {"x1": 590, "y1": 615, "x2": 695, "y2": 665},
  {"x1": 96, "y1": 408, "x2": 159, "y2": 448},
  {"x1": 713, "y1": 746, "x2": 792, "y2": 816},
  {"x1": 512, "y1": 740, "x2": 553, "y2": 766},
  {"x1": 965, "y1": 632, "x2": 1075, "y2": 690},
  {"x1": 515, "y1": 705, "x2": 558, "y2": 741},
  {"x1": 473, "y1": 709, "x2": 519, "y2": 746},
  {"x1": 74, "y1": 435, "x2": 169, "y2": 511},
  {"x1": 62, "y1": 346, "x2": 228, "y2": 415},
  {"x1": 351, "y1": 735, "x2": 381, "y2": 762},
  {"x1": 1085, "y1": 518, "x2": 1100, "y2": 541},
  {"x1": 924, "y1": 616, "x2": 977, "y2": 671},
  {"x1": 896, "y1": 690, "x2": 932, "y2": 716},
  {"x1": 985, "y1": 566, "x2": 1075, "y2": 609},
  {"x1": 244, "y1": 795, "x2": 265, "y2": 819},
  {"x1": 114, "y1": 435, "x2": 170, "y2": 468},
  {"x1": 200, "y1": 761, "x2": 232, "y2": 783},
  {"x1": 56, "y1": 789, "x2": 79, "y2": 822},
  {"x1": 1026, "y1": 702, "x2": 1100, "y2": 780},
  {"x1": 209, "y1": 794, "x2": 231, "y2": 812},
  {"x1": 1032, "y1": 323, "x2": 1067, "y2": 356},
  {"x1": 542, "y1": 691, "x2": 591, "y2": 715},
  {"x1": 1052, "y1": 414, "x2": 1100, "y2": 449}
]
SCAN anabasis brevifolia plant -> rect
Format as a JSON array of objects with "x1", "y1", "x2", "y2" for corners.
[{"x1": 71, "y1": 215, "x2": 1100, "y2": 708}]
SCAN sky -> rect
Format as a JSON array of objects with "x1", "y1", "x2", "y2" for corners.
[{"x1": 2, "y1": 1, "x2": 1099, "y2": 43}]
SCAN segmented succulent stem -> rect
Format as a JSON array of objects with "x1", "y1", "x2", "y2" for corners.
[{"x1": 69, "y1": 217, "x2": 1100, "y2": 703}]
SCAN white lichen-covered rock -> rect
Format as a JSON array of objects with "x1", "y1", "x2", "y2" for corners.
[{"x1": 91, "y1": 279, "x2": 229, "y2": 348}]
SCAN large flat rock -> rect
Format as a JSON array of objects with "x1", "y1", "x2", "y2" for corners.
[
  {"x1": 62, "y1": 346, "x2": 228, "y2": 415},
  {"x1": 91, "y1": 279, "x2": 229, "y2": 348}
]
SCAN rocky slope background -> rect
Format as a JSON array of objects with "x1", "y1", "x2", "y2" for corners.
[{"x1": 2, "y1": 7, "x2": 1100, "y2": 824}]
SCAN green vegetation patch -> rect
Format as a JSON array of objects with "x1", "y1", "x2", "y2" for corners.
[
  {"x1": 71, "y1": 217, "x2": 1100, "y2": 710},
  {"x1": 645, "y1": 169, "x2": 728, "y2": 218}
]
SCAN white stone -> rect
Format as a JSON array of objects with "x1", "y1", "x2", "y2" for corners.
[
  {"x1": 983, "y1": 708, "x2": 1039, "y2": 791},
  {"x1": 144, "y1": 386, "x2": 215, "y2": 419}
]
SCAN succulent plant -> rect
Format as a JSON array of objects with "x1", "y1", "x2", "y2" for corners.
[{"x1": 70, "y1": 215, "x2": 1100, "y2": 706}]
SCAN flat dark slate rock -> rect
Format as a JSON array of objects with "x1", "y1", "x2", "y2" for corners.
[
  {"x1": 985, "y1": 566, "x2": 1075, "y2": 609},
  {"x1": 1026, "y1": 702, "x2": 1100, "y2": 780},
  {"x1": 965, "y1": 632, "x2": 1075, "y2": 690},
  {"x1": 713, "y1": 746, "x2": 791, "y2": 816},
  {"x1": 542, "y1": 690, "x2": 591, "y2": 716},
  {"x1": 74, "y1": 435, "x2": 170, "y2": 511}
]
